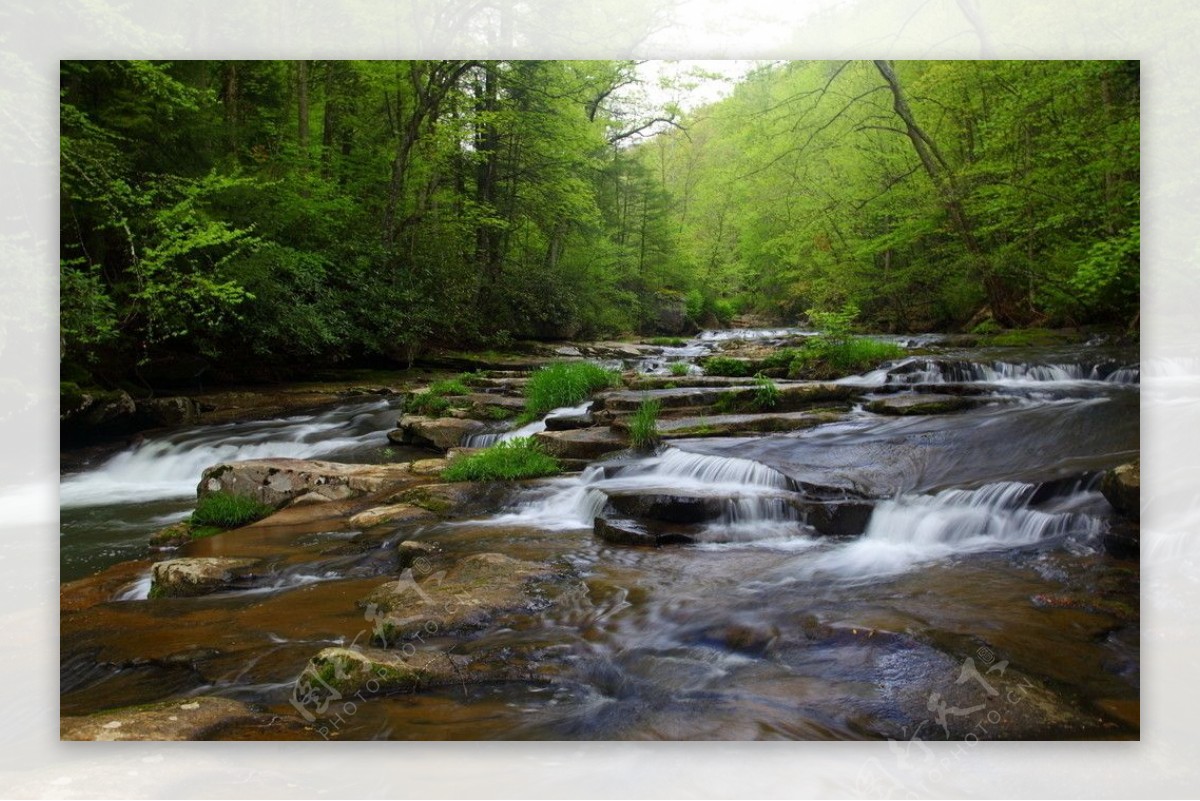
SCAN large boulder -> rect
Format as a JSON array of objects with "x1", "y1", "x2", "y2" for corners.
[
  {"x1": 135, "y1": 396, "x2": 203, "y2": 428},
  {"x1": 391, "y1": 415, "x2": 486, "y2": 451},
  {"x1": 60, "y1": 388, "x2": 137, "y2": 444},
  {"x1": 651, "y1": 290, "x2": 688, "y2": 335},
  {"x1": 197, "y1": 458, "x2": 425, "y2": 508},
  {"x1": 359, "y1": 552, "x2": 579, "y2": 640},
  {"x1": 1101, "y1": 459, "x2": 1140, "y2": 520},
  {"x1": 60, "y1": 696, "x2": 309, "y2": 741},
  {"x1": 150, "y1": 557, "x2": 259, "y2": 598}
]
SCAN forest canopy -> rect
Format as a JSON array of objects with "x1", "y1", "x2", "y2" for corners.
[{"x1": 60, "y1": 59, "x2": 1139, "y2": 387}]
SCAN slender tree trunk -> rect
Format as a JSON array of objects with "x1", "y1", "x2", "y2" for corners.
[{"x1": 222, "y1": 62, "x2": 238, "y2": 157}]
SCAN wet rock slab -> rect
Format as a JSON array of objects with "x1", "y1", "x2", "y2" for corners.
[
  {"x1": 534, "y1": 427, "x2": 628, "y2": 460},
  {"x1": 640, "y1": 410, "x2": 844, "y2": 438},
  {"x1": 199, "y1": 458, "x2": 429, "y2": 508}
]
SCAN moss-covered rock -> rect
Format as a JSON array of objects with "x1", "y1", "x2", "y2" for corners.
[
  {"x1": 150, "y1": 557, "x2": 259, "y2": 598},
  {"x1": 1101, "y1": 459, "x2": 1140, "y2": 520}
]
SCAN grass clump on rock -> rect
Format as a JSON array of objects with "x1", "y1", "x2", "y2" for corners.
[
  {"x1": 669, "y1": 362, "x2": 691, "y2": 376},
  {"x1": 441, "y1": 437, "x2": 562, "y2": 482},
  {"x1": 628, "y1": 398, "x2": 662, "y2": 450},
  {"x1": 647, "y1": 337, "x2": 687, "y2": 347},
  {"x1": 191, "y1": 491, "x2": 274, "y2": 528},
  {"x1": 524, "y1": 362, "x2": 620, "y2": 418}
]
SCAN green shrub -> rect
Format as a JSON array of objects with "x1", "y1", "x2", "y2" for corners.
[
  {"x1": 669, "y1": 362, "x2": 691, "y2": 376},
  {"x1": 191, "y1": 492, "x2": 274, "y2": 528},
  {"x1": 752, "y1": 373, "x2": 781, "y2": 409},
  {"x1": 758, "y1": 347, "x2": 802, "y2": 371},
  {"x1": 648, "y1": 337, "x2": 687, "y2": 347},
  {"x1": 524, "y1": 362, "x2": 620, "y2": 417},
  {"x1": 702, "y1": 356, "x2": 753, "y2": 377},
  {"x1": 628, "y1": 398, "x2": 662, "y2": 450},
  {"x1": 971, "y1": 319, "x2": 1002, "y2": 335},
  {"x1": 441, "y1": 437, "x2": 562, "y2": 482}
]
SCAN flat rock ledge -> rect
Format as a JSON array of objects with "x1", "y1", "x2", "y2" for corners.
[
  {"x1": 359, "y1": 552, "x2": 580, "y2": 641},
  {"x1": 198, "y1": 458, "x2": 435, "y2": 508},
  {"x1": 60, "y1": 696, "x2": 308, "y2": 741}
]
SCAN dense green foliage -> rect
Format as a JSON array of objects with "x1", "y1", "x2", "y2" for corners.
[
  {"x1": 649, "y1": 60, "x2": 1139, "y2": 331},
  {"x1": 523, "y1": 362, "x2": 620, "y2": 417},
  {"x1": 60, "y1": 60, "x2": 1138, "y2": 390},
  {"x1": 191, "y1": 492, "x2": 274, "y2": 528},
  {"x1": 628, "y1": 398, "x2": 662, "y2": 449},
  {"x1": 441, "y1": 437, "x2": 561, "y2": 482}
]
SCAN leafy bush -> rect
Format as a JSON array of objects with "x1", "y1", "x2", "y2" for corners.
[
  {"x1": 971, "y1": 319, "x2": 1002, "y2": 335},
  {"x1": 524, "y1": 362, "x2": 620, "y2": 417},
  {"x1": 752, "y1": 373, "x2": 781, "y2": 409},
  {"x1": 758, "y1": 347, "x2": 802, "y2": 371},
  {"x1": 806, "y1": 301, "x2": 860, "y2": 343},
  {"x1": 191, "y1": 492, "x2": 274, "y2": 528},
  {"x1": 669, "y1": 362, "x2": 691, "y2": 376},
  {"x1": 702, "y1": 356, "x2": 753, "y2": 377},
  {"x1": 628, "y1": 398, "x2": 662, "y2": 449},
  {"x1": 441, "y1": 437, "x2": 561, "y2": 482}
]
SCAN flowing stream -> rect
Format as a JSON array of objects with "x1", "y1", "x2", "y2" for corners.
[{"x1": 59, "y1": 330, "x2": 1141, "y2": 740}]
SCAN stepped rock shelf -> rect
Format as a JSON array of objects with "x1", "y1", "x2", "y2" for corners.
[{"x1": 60, "y1": 328, "x2": 1141, "y2": 741}]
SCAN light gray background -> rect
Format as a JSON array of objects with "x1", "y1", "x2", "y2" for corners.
[{"x1": 1, "y1": 0, "x2": 1192, "y2": 797}]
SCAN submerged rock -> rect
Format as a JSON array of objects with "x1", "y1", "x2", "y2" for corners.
[
  {"x1": 304, "y1": 646, "x2": 468, "y2": 696},
  {"x1": 604, "y1": 489, "x2": 729, "y2": 523},
  {"x1": 359, "y1": 552, "x2": 579, "y2": 640},
  {"x1": 864, "y1": 394, "x2": 983, "y2": 416},
  {"x1": 1101, "y1": 459, "x2": 1140, "y2": 520},
  {"x1": 60, "y1": 696, "x2": 309, "y2": 740},
  {"x1": 594, "y1": 516, "x2": 695, "y2": 547},
  {"x1": 198, "y1": 458, "x2": 425, "y2": 508},
  {"x1": 348, "y1": 503, "x2": 435, "y2": 529},
  {"x1": 150, "y1": 557, "x2": 259, "y2": 598}
]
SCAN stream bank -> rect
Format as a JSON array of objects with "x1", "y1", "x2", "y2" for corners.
[{"x1": 60, "y1": 327, "x2": 1140, "y2": 741}]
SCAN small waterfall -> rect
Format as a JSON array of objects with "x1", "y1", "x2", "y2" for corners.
[
  {"x1": 463, "y1": 401, "x2": 594, "y2": 448},
  {"x1": 479, "y1": 447, "x2": 794, "y2": 531},
  {"x1": 809, "y1": 481, "x2": 1105, "y2": 577},
  {"x1": 61, "y1": 399, "x2": 399, "y2": 507},
  {"x1": 113, "y1": 571, "x2": 153, "y2": 601},
  {"x1": 877, "y1": 358, "x2": 1139, "y2": 386}
]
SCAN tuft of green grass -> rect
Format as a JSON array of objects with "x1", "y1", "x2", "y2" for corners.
[
  {"x1": 441, "y1": 437, "x2": 562, "y2": 482},
  {"x1": 701, "y1": 356, "x2": 753, "y2": 377},
  {"x1": 669, "y1": 362, "x2": 691, "y2": 376},
  {"x1": 191, "y1": 491, "x2": 274, "y2": 528},
  {"x1": 788, "y1": 337, "x2": 905, "y2": 379},
  {"x1": 647, "y1": 337, "x2": 687, "y2": 347},
  {"x1": 426, "y1": 376, "x2": 472, "y2": 397},
  {"x1": 408, "y1": 393, "x2": 452, "y2": 417},
  {"x1": 628, "y1": 398, "x2": 662, "y2": 450},
  {"x1": 752, "y1": 373, "x2": 781, "y2": 410},
  {"x1": 524, "y1": 362, "x2": 620, "y2": 417}
]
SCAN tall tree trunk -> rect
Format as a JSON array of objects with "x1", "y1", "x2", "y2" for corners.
[
  {"x1": 873, "y1": 60, "x2": 1025, "y2": 325},
  {"x1": 222, "y1": 61, "x2": 238, "y2": 157},
  {"x1": 321, "y1": 61, "x2": 337, "y2": 179},
  {"x1": 296, "y1": 59, "x2": 310, "y2": 157}
]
